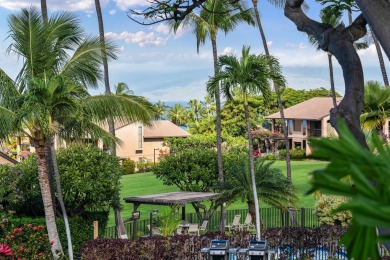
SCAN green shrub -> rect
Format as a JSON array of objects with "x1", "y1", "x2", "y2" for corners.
[
  {"x1": 136, "y1": 157, "x2": 154, "y2": 173},
  {"x1": 260, "y1": 154, "x2": 276, "y2": 160},
  {"x1": 315, "y1": 195, "x2": 351, "y2": 226},
  {"x1": 57, "y1": 144, "x2": 122, "y2": 215},
  {"x1": 278, "y1": 148, "x2": 306, "y2": 160},
  {"x1": 121, "y1": 159, "x2": 136, "y2": 175}
]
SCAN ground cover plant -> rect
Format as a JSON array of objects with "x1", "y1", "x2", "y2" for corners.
[{"x1": 107, "y1": 160, "x2": 326, "y2": 226}]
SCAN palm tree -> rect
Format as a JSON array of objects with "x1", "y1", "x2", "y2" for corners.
[
  {"x1": 41, "y1": 0, "x2": 48, "y2": 21},
  {"x1": 188, "y1": 99, "x2": 202, "y2": 123},
  {"x1": 94, "y1": 0, "x2": 128, "y2": 238},
  {"x1": 223, "y1": 155, "x2": 297, "y2": 227},
  {"x1": 170, "y1": 0, "x2": 254, "y2": 230},
  {"x1": 167, "y1": 103, "x2": 186, "y2": 126},
  {"x1": 360, "y1": 81, "x2": 390, "y2": 131},
  {"x1": 115, "y1": 82, "x2": 134, "y2": 95},
  {"x1": 207, "y1": 46, "x2": 286, "y2": 240},
  {"x1": 0, "y1": 7, "x2": 154, "y2": 257},
  {"x1": 249, "y1": 0, "x2": 293, "y2": 180},
  {"x1": 154, "y1": 100, "x2": 168, "y2": 120}
]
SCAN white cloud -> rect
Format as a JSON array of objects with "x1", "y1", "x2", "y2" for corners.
[
  {"x1": 151, "y1": 24, "x2": 188, "y2": 39},
  {"x1": 267, "y1": 41, "x2": 273, "y2": 47},
  {"x1": 221, "y1": 47, "x2": 235, "y2": 56},
  {"x1": 105, "y1": 31, "x2": 167, "y2": 47},
  {"x1": 0, "y1": 0, "x2": 109, "y2": 12},
  {"x1": 109, "y1": 9, "x2": 117, "y2": 15},
  {"x1": 286, "y1": 42, "x2": 308, "y2": 49},
  {"x1": 113, "y1": 0, "x2": 149, "y2": 10}
]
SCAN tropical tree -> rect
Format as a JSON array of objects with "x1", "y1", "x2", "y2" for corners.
[
  {"x1": 115, "y1": 82, "x2": 133, "y2": 95},
  {"x1": 153, "y1": 100, "x2": 168, "y2": 120},
  {"x1": 41, "y1": 0, "x2": 48, "y2": 21},
  {"x1": 207, "y1": 46, "x2": 286, "y2": 240},
  {"x1": 360, "y1": 81, "x2": 390, "y2": 131},
  {"x1": 187, "y1": 99, "x2": 203, "y2": 123},
  {"x1": 169, "y1": 0, "x2": 254, "y2": 230},
  {"x1": 223, "y1": 156, "x2": 297, "y2": 228},
  {"x1": 249, "y1": 0, "x2": 293, "y2": 180},
  {"x1": 169, "y1": 0, "x2": 254, "y2": 181},
  {"x1": 94, "y1": 0, "x2": 128, "y2": 238},
  {"x1": 0, "y1": 7, "x2": 155, "y2": 257},
  {"x1": 167, "y1": 103, "x2": 187, "y2": 126}
]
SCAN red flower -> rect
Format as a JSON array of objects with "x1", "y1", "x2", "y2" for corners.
[
  {"x1": 50, "y1": 241, "x2": 54, "y2": 245},
  {"x1": 12, "y1": 227, "x2": 22, "y2": 234},
  {"x1": 33, "y1": 226, "x2": 38, "y2": 231},
  {"x1": 0, "y1": 243, "x2": 12, "y2": 256}
]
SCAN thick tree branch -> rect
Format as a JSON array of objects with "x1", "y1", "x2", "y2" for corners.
[{"x1": 285, "y1": 0, "x2": 368, "y2": 150}]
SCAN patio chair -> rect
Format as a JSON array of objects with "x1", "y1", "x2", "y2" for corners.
[
  {"x1": 188, "y1": 223, "x2": 200, "y2": 236},
  {"x1": 199, "y1": 220, "x2": 208, "y2": 233},
  {"x1": 241, "y1": 213, "x2": 255, "y2": 230},
  {"x1": 147, "y1": 224, "x2": 161, "y2": 236},
  {"x1": 225, "y1": 214, "x2": 241, "y2": 231}
]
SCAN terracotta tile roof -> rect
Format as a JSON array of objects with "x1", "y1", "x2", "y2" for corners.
[
  {"x1": 144, "y1": 120, "x2": 191, "y2": 138},
  {"x1": 266, "y1": 97, "x2": 342, "y2": 120}
]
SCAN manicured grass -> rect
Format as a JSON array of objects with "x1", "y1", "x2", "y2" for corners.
[{"x1": 107, "y1": 160, "x2": 328, "y2": 226}]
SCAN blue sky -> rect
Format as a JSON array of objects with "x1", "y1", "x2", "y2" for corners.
[{"x1": 0, "y1": 0, "x2": 389, "y2": 103}]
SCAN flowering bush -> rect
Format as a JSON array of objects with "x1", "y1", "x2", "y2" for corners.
[{"x1": 1, "y1": 224, "x2": 52, "y2": 259}]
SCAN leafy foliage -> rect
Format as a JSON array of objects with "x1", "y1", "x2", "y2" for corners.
[
  {"x1": 154, "y1": 148, "x2": 218, "y2": 192},
  {"x1": 56, "y1": 144, "x2": 122, "y2": 216},
  {"x1": 279, "y1": 148, "x2": 306, "y2": 160},
  {"x1": 308, "y1": 121, "x2": 390, "y2": 259},
  {"x1": 164, "y1": 134, "x2": 216, "y2": 151},
  {"x1": 315, "y1": 195, "x2": 352, "y2": 226},
  {"x1": 121, "y1": 158, "x2": 136, "y2": 175}
]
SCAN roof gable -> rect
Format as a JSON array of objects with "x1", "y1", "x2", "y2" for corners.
[{"x1": 266, "y1": 97, "x2": 341, "y2": 120}]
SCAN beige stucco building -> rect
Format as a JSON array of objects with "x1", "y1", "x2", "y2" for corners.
[
  {"x1": 115, "y1": 120, "x2": 191, "y2": 163},
  {"x1": 266, "y1": 97, "x2": 340, "y2": 156}
]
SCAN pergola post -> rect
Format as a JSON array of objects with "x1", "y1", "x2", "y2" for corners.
[
  {"x1": 133, "y1": 203, "x2": 140, "y2": 240},
  {"x1": 181, "y1": 205, "x2": 186, "y2": 220}
]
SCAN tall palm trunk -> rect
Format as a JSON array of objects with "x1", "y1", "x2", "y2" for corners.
[
  {"x1": 94, "y1": 0, "x2": 126, "y2": 237},
  {"x1": 252, "y1": 0, "x2": 292, "y2": 180},
  {"x1": 49, "y1": 136, "x2": 73, "y2": 260},
  {"x1": 35, "y1": 144, "x2": 63, "y2": 258},
  {"x1": 244, "y1": 101, "x2": 261, "y2": 240},
  {"x1": 40, "y1": 0, "x2": 48, "y2": 21},
  {"x1": 211, "y1": 33, "x2": 226, "y2": 232},
  {"x1": 328, "y1": 52, "x2": 338, "y2": 108},
  {"x1": 371, "y1": 30, "x2": 389, "y2": 86}
]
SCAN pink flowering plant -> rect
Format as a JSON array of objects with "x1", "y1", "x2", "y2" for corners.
[{"x1": 1, "y1": 223, "x2": 52, "y2": 259}]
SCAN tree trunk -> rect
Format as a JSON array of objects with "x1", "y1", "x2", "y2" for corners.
[
  {"x1": 41, "y1": 0, "x2": 48, "y2": 22},
  {"x1": 371, "y1": 30, "x2": 389, "y2": 86},
  {"x1": 35, "y1": 144, "x2": 63, "y2": 258},
  {"x1": 328, "y1": 52, "x2": 337, "y2": 108},
  {"x1": 354, "y1": 0, "x2": 390, "y2": 61},
  {"x1": 244, "y1": 102, "x2": 261, "y2": 240},
  {"x1": 44, "y1": 145, "x2": 57, "y2": 215},
  {"x1": 211, "y1": 33, "x2": 226, "y2": 232},
  {"x1": 284, "y1": 0, "x2": 369, "y2": 150},
  {"x1": 252, "y1": 0, "x2": 292, "y2": 180},
  {"x1": 94, "y1": 0, "x2": 126, "y2": 237},
  {"x1": 49, "y1": 137, "x2": 73, "y2": 260}
]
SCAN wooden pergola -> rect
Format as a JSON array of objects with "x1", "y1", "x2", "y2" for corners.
[{"x1": 124, "y1": 191, "x2": 220, "y2": 239}]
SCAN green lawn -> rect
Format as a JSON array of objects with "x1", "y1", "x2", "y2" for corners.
[{"x1": 107, "y1": 160, "x2": 327, "y2": 226}]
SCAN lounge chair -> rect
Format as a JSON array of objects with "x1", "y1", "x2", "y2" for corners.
[
  {"x1": 199, "y1": 220, "x2": 208, "y2": 233},
  {"x1": 188, "y1": 223, "x2": 200, "y2": 236},
  {"x1": 225, "y1": 214, "x2": 241, "y2": 231},
  {"x1": 241, "y1": 213, "x2": 255, "y2": 230},
  {"x1": 147, "y1": 224, "x2": 161, "y2": 236}
]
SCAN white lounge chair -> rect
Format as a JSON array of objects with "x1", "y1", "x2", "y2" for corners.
[
  {"x1": 188, "y1": 223, "x2": 200, "y2": 236},
  {"x1": 147, "y1": 224, "x2": 161, "y2": 236},
  {"x1": 241, "y1": 213, "x2": 255, "y2": 230},
  {"x1": 199, "y1": 220, "x2": 208, "y2": 233},
  {"x1": 225, "y1": 214, "x2": 241, "y2": 231}
]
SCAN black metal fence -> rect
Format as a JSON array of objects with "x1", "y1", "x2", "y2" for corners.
[{"x1": 104, "y1": 207, "x2": 319, "y2": 238}]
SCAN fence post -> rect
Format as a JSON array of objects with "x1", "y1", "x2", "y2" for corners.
[
  {"x1": 93, "y1": 221, "x2": 99, "y2": 239},
  {"x1": 301, "y1": 208, "x2": 305, "y2": 227}
]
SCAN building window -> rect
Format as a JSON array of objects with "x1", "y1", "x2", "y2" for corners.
[
  {"x1": 293, "y1": 120, "x2": 301, "y2": 132},
  {"x1": 288, "y1": 120, "x2": 293, "y2": 135},
  {"x1": 302, "y1": 120, "x2": 307, "y2": 135},
  {"x1": 138, "y1": 126, "x2": 142, "y2": 149}
]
